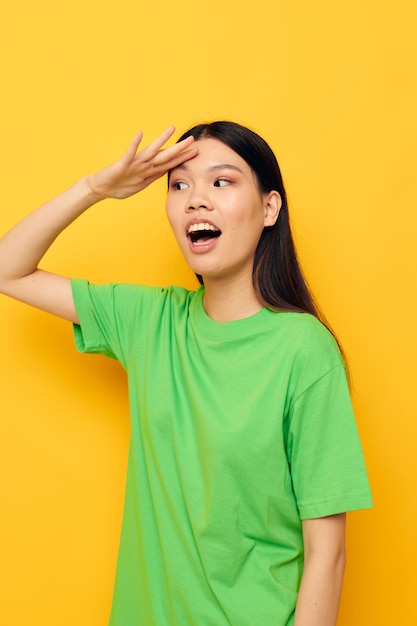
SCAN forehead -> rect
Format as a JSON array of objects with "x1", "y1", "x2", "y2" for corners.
[{"x1": 172, "y1": 137, "x2": 251, "y2": 175}]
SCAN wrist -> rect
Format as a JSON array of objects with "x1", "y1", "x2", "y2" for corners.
[{"x1": 84, "y1": 174, "x2": 106, "y2": 203}]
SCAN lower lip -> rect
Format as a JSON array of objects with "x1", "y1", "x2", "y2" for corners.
[{"x1": 187, "y1": 236, "x2": 220, "y2": 254}]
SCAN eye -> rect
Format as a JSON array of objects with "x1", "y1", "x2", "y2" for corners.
[
  {"x1": 214, "y1": 178, "x2": 231, "y2": 187},
  {"x1": 171, "y1": 181, "x2": 189, "y2": 190}
]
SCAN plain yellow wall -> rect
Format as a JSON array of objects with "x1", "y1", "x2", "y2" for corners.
[{"x1": 1, "y1": 1, "x2": 416, "y2": 624}]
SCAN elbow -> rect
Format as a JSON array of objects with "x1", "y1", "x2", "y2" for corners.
[
  {"x1": 304, "y1": 543, "x2": 346, "y2": 576},
  {"x1": 303, "y1": 536, "x2": 347, "y2": 585},
  {"x1": 334, "y1": 544, "x2": 347, "y2": 579},
  {"x1": 302, "y1": 512, "x2": 347, "y2": 579}
]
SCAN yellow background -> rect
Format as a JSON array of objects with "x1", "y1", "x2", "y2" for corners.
[{"x1": 1, "y1": 1, "x2": 416, "y2": 624}]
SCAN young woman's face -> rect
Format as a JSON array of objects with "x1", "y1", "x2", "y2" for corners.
[{"x1": 166, "y1": 138, "x2": 279, "y2": 284}]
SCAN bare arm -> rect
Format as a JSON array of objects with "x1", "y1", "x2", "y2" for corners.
[
  {"x1": 0, "y1": 178, "x2": 100, "y2": 323},
  {"x1": 294, "y1": 514, "x2": 346, "y2": 626},
  {"x1": 0, "y1": 127, "x2": 197, "y2": 323}
]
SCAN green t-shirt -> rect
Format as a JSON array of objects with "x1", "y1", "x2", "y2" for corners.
[{"x1": 71, "y1": 280, "x2": 372, "y2": 626}]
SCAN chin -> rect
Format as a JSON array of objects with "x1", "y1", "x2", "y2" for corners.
[
  {"x1": 182, "y1": 255, "x2": 220, "y2": 278},
  {"x1": 189, "y1": 266, "x2": 222, "y2": 281}
]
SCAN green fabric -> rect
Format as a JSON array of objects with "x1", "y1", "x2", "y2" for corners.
[{"x1": 71, "y1": 280, "x2": 372, "y2": 626}]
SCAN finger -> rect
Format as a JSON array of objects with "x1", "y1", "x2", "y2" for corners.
[
  {"x1": 164, "y1": 143, "x2": 199, "y2": 169},
  {"x1": 151, "y1": 136, "x2": 196, "y2": 166},
  {"x1": 134, "y1": 144, "x2": 198, "y2": 189},
  {"x1": 121, "y1": 131, "x2": 143, "y2": 164},
  {"x1": 149, "y1": 144, "x2": 199, "y2": 179},
  {"x1": 140, "y1": 125, "x2": 177, "y2": 159}
]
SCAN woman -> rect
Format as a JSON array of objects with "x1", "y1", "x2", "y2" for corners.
[{"x1": 0, "y1": 122, "x2": 372, "y2": 625}]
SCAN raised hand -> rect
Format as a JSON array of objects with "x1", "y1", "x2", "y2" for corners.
[
  {"x1": 0, "y1": 125, "x2": 198, "y2": 322},
  {"x1": 86, "y1": 126, "x2": 198, "y2": 201}
]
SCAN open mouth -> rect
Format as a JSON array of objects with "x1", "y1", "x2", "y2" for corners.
[{"x1": 187, "y1": 223, "x2": 222, "y2": 245}]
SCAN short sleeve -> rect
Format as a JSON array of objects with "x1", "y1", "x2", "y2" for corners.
[
  {"x1": 70, "y1": 278, "x2": 160, "y2": 368},
  {"x1": 287, "y1": 363, "x2": 372, "y2": 519}
]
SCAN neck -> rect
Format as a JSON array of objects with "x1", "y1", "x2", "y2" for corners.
[{"x1": 201, "y1": 275, "x2": 263, "y2": 322}]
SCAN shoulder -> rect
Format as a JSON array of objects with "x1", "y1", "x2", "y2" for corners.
[
  {"x1": 70, "y1": 280, "x2": 197, "y2": 359},
  {"x1": 271, "y1": 311, "x2": 341, "y2": 360},
  {"x1": 71, "y1": 278, "x2": 194, "y2": 309},
  {"x1": 269, "y1": 311, "x2": 346, "y2": 394}
]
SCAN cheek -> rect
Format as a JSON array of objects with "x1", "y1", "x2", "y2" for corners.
[
  {"x1": 239, "y1": 198, "x2": 266, "y2": 228},
  {"x1": 166, "y1": 209, "x2": 185, "y2": 249},
  {"x1": 165, "y1": 200, "x2": 177, "y2": 230}
]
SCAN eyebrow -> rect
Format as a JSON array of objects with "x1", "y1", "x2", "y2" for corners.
[{"x1": 172, "y1": 163, "x2": 244, "y2": 174}]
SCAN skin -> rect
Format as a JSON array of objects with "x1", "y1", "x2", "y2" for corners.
[
  {"x1": 166, "y1": 138, "x2": 281, "y2": 322},
  {"x1": 0, "y1": 127, "x2": 346, "y2": 625},
  {"x1": 0, "y1": 127, "x2": 198, "y2": 322},
  {"x1": 295, "y1": 514, "x2": 346, "y2": 625}
]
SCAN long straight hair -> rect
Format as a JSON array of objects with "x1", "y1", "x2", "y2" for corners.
[{"x1": 172, "y1": 121, "x2": 345, "y2": 359}]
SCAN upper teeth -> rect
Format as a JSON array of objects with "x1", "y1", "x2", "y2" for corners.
[{"x1": 188, "y1": 223, "x2": 219, "y2": 233}]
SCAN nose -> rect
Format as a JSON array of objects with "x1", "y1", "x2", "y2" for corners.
[{"x1": 186, "y1": 185, "x2": 213, "y2": 212}]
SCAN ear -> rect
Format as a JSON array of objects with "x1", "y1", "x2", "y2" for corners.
[{"x1": 263, "y1": 191, "x2": 282, "y2": 227}]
